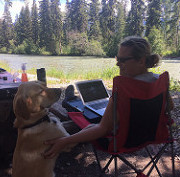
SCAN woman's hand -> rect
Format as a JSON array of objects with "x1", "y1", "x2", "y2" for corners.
[{"x1": 43, "y1": 137, "x2": 67, "y2": 159}]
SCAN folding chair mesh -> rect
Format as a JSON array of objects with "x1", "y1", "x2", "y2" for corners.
[{"x1": 108, "y1": 71, "x2": 170, "y2": 153}]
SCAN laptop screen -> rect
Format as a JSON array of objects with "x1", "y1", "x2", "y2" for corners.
[{"x1": 76, "y1": 80, "x2": 109, "y2": 103}]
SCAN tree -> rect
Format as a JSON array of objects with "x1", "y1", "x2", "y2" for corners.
[
  {"x1": 68, "y1": 0, "x2": 88, "y2": 33},
  {"x1": 63, "y1": 0, "x2": 71, "y2": 45},
  {"x1": 125, "y1": 0, "x2": 145, "y2": 36},
  {"x1": 50, "y1": 0, "x2": 63, "y2": 55},
  {"x1": 88, "y1": 0, "x2": 101, "y2": 40},
  {"x1": 1, "y1": 0, "x2": 13, "y2": 50},
  {"x1": 23, "y1": 5, "x2": 33, "y2": 41},
  {"x1": 99, "y1": 0, "x2": 116, "y2": 41},
  {"x1": 147, "y1": 26, "x2": 165, "y2": 56},
  {"x1": 39, "y1": 0, "x2": 53, "y2": 51},
  {"x1": 99, "y1": 0, "x2": 117, "y2": 56},
  {"x1": 145, "y1": 0, "x2": 162, "y2": 37},
  {"x1": 115, "y1": 0, "x2": 126, "y2": 44},
  {"x1": 14, "y1": 5, "x2": 32, "y2": 45},
  {"x1": 166, "y1": 0, "x2": 180, "y2": 52},
  {"x1": 31, "y1": 0, "x2": 39, "y2": 46}
]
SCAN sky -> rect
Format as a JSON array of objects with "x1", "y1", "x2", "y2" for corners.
[{"x1": 0, "y1": 0, "x2": 66, "y2": 22}]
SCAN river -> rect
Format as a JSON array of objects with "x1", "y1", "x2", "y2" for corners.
[{"x1": 0, "y1": 54, "x2": 180, "y2": 80}]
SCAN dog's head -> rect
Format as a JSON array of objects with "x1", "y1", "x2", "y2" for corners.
[{"x1": 13, "y1": 81, "x2": 61, "y2": 128}]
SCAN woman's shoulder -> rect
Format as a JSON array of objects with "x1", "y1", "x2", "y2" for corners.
[{"x1": 134, "y1": 72, "x2": 159, "y2": 83}]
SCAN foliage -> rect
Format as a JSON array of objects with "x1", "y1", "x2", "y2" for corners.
[
  {"x1": 125, "y1": 0, "x2": 145, "y2": 36},
  {"x1": 169, "y1": 79, "x2": 180, "y2": 92},
  {"x1": 0, "y1": 47, "x2": 7, "y2": 53},
  {"x1": 67, "y1": 0, "x2": 88, "y2": 33},
  {"x1": 145, "y1": 0, "x2": 162, "y2": 37},
  {"x1": 147, "y1": 27, "x2": 166, "y2": 56},
  {"x1": 14, "y1": 39, "x2": 40, "y2": 54},
  {"x1": 88, "y1": 0, "x2": 101, "y2": 40},
  {"x1": 67, "y1": 32, "x2": 88, "y2": 55},
  {"x1": 31, "y1": 0, "x2": 39, "y2": 45},
  {"x1": 50, "y1": 0, "x2": 63, "y2": 55},
  {"x1": 1, "y1": 1, "x2": 13, "y2": 51},
  {"x1": 84, "y1": 40, "x2": 105, "y2": 56},
  {"x1": 39, "y1": 0, "x2": 53, "y2": 51},
  {"x1": 1, "y1": 0, "x2": 180, "y2": 57}
]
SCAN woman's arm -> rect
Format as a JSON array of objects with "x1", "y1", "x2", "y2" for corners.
[{"x1": 43, "y1": 97, "x2": 114, "y2": 159}]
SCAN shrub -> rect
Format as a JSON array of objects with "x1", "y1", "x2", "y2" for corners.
[
  {"x1": 38, "y1": 47, "x2": 51, "y2": 55},
  {"x1": 67, "y1": 32, "x2": 88, "y2": 55},
  {"x1": 0, "y1": 47, "x2": 7, "y2": 53},
  {"x1": 85, "y1": 40, "x2": 105, "y2": 56},
  {"x1": 147, "y1": 27, "x2": 166, "y2": 56},
  {"x1": 14, "y1": 43, "x2": 26, "y2": 54}
]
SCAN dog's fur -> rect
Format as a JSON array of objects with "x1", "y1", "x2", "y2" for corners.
[{"x1": 12, "y1": 81, "x2": 74, "y2": 177}]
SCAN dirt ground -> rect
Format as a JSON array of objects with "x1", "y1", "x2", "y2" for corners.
[
  {"x1": 52, "y1": 141, "x2": 180, "y2": 177},
  {"x1": 0, "y1": 88, "x2": 179, "y2": 177}
]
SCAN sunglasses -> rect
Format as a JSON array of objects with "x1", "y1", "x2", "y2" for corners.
[{"x1": 115, "y1": 56, "x2": 134, "y2": 63}]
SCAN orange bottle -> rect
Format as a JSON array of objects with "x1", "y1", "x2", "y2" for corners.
[{"x1": 21, "y1": 63, "x2": 28, "y2": 82}]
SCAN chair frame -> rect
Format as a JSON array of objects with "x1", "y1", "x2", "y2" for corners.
[{"x1": 93, "y1": 75, "x2": 176, "y2": 177}]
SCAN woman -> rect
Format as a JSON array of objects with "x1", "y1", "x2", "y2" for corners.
[{"x1": 43, "y1": 36, "x2": 171, "y2": 159}]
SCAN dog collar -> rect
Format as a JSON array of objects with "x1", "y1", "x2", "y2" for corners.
[{"x1": 22, "y1": 115, "x2": 51, "y2": 129}]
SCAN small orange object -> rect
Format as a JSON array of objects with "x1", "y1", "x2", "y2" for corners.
[{"x1": 21, "y1": 72, "x2": 28, "y2": 82}]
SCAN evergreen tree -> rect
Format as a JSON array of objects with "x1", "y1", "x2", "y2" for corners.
[
  {"x1": 147, "y1": 26, "x2": 165, "y2": 56},
  {"x1": 31, "y1": 0, "x2": 39, "y2": 46},
  {"x1": 50, "y1": 0, "x2": 63, "y2": 55},
  {"x1": 166, "y1": 0, "x2": 180, "y2": 52},
  {"x1": 14, "y1": 5, "x2": 32, "y2": 45},
  {"x1": 23, "y1": 5, "x2": 33, "y2": 41},
  {"x1": 99, "y1": 0, "x2": 116, "y2": 41},
  {"x1": 116, "y1": 0, "x2": 126, "y2": 42},
  {"x1": 99, "y1": 0, "x2": 117, "y2": 56},
  {"x1": 161, "y1": 0, "x2": 172, "y2": 41},
  {"x1": 39, "y1": 0, "x2": 53, "y2": 51},
  {"x1": 99, "y1": 0, "x2": 108, "y2": 40},
  {"x1": 125, "y1": 0, "x2": 145, "y2": 36},
  {"x1": 88, "y1": 0, "x2": 101, "y2": 40},
  {"x1": 145, "y1": 0, "x2": 162, "y2": 37},
  {"x1": 62, "y1": 0, "x2": 71, "y2": 46},
  {"x1": 68, "y1": 0, "x2": 88, "y2": 33},
  {"x1": 1, "y1": 0, "x2": 13, "y2": 50},
  {"x1": 0, "y1": 19, "x2": 4, "y2": 49},
  {"x1": 107, "y1": 0, "x2": 116, "y2": 33},
  {"x1": 14, "y1": 14, "x2": 21, "y2": 45},
  {"x1": 64, "y1": 0, "x2": 71, "y2": 33}
]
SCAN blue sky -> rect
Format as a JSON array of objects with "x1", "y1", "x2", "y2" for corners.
[{"x1": 0, "y1": 0, "x2": 66, "y2": 22}]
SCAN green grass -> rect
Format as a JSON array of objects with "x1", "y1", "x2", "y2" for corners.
[{"x1": 0, "y1": 61, "x2": 11, "y2": 72}]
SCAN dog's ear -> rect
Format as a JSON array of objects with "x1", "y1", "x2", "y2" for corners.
[{"x1": 13, "y1": 95, "x2": 30, "y2": 120}]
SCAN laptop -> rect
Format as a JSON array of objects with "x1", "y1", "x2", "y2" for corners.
[{"x1": 75, "y1": 79, "x2": 110, "y2": 116}]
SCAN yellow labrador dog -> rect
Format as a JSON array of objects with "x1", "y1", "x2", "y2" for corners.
[{"x1": 12, "y1": 81, "x2": 74, "y2": 177}]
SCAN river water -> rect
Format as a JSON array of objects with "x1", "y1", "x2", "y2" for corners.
[{"x1": 0, "y1": 54, "x2": 179, "y2": 80}]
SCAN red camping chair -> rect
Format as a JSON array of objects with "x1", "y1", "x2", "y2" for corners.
[{"x1": 68, "y1": 71, "x2": 175, "y2": 177}]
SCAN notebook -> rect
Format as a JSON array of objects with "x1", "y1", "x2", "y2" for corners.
[{"x1": 75, "y1": 79, "x2": 110, "y2": 116}]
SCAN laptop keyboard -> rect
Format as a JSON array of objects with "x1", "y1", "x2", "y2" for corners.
[{"x1": 89, "y1": 100, "x2": 109, "y2": 110}]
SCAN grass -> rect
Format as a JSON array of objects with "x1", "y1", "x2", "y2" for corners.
[
  {"x1": 0, "y1": 60, "x2": 180, "y2": 91},
  {"x1": 0, "y1": 61, "x2": 11, "y2": 72}
]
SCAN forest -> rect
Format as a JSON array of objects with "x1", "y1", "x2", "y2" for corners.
[{"x1": 0, "y1": 0, "x2": 180, "y2": 57}]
